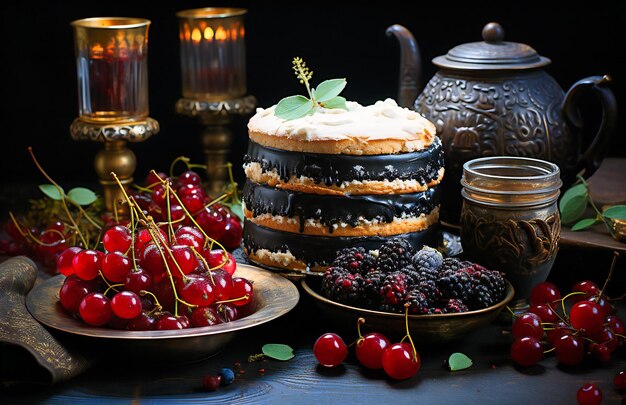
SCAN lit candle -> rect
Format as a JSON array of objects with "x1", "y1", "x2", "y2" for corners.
[{"x1": 177, "y1": 8, "x2": 247, "y2": 101}]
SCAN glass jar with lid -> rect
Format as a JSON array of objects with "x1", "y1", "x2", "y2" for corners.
[{"x1": 460, "y1": 156, "x2": 562, "y2": 309}]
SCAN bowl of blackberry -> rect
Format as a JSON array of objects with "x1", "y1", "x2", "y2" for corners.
[{"x1": 302, "y1": 238, "x2": 514, "y2": 342}]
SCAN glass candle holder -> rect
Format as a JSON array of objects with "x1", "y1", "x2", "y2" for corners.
[
  {"x1": 459, "y1": 156, "x2": 562, "y2": 308},
  {"x1": 71, "y1": 17, "x2": 151, "y2": 123},
  {"x1": 177, "y1": 8, "x2": 247, "y2": 101}
]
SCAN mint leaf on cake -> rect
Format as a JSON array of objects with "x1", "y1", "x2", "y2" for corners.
[{"x1": 275, "y1": 57, "x2": 348, "y2": 120}]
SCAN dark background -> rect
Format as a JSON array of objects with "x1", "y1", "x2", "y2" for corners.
[{"x1": 1, "y1": 1, "x2": 625, "y2": 191}]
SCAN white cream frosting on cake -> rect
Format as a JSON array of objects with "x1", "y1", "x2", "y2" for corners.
[{"x1": 248, "y1": 98, "x2": 436, "y2": 142}]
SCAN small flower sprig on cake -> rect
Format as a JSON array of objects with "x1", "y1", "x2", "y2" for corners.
[{"x1": 274, "y1": 57, "x2": 348, "y2": 120}]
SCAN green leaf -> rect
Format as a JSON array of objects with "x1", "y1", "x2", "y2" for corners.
[
  {"x1": 559, "y1": 184, "x2": 588, "y2": 224},
  {"x1": 448, "y1": 352, "x2": 473, "y2": 371},
  {"x1": 67, "y1": 187, "x2": 98, "y2": 206},
  {"x1": 321, "y1": 96, "x2": 348, "y2": 110},
  {"x1": 39, "y1": 184, "x2": 64, "y2": 200},
  {"x1": 571, "y1": 217, "x2": 597, "y2": 231},
  {"x1": 314, "y1": 79, "x2": 347, "y2": 102},
  {"x1": 275, "y1": 95, "x2": 314, "y2": 120},
  {"x1": 603, "y1": 205, "x2": 626, "y2": 220},
  {"x1": 560, "y1": 195, "x2": 588, "y2": 224},
  {"x1": 559, "y1": 183, "x2": 587, "y2": 211},
  {"x1": 262, "y1": 343, "x2": 294, "y2": 361}
]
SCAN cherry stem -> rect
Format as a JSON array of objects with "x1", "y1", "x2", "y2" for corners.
[
  {"x1": 505, "y1": 305, "x2": 517, "y2": 318},
  {"x1": 543, "y1": 347, "x2": 556, "y2": 354},
  {"x1": 110, "y1": 173, "x2": 140, "y2": 272},
  {"x1": 140, "y1": 290, "x2": 163, "y2": 313},
  {"x1": 28, "y1": 147, "x2": 89, "y2": 247},
  {"x1": 113, "y1": 198, "x2": 119, "y2": 225},
  {"x1": 190, "y1": 247, "x2": 215, "y2": 284},
  {"x1": 215, "y1": 295, "x2": 249, "y2": 304},
  {"x1": 131, "y1": 184, "x2": 155, "y2": 193},
  {"x1": 357, "y1": 317, "x2": 365, "y2": 339},
  {"x1": 103, "y1": 283, "x2": 124, "y2": 296},
  {"x1": 599, "y1": 251, "x2": 619, "y2": 297},
  {"x1": 99, "y1": 271, "x2": 122, "y2": 295},
  {"x1": 560, "y1": 291, "x2": 586, "y2": 318},
  {"x1": 169, "y1": 156, "x2": 191, "y2": 178},
  {"x1": 607, "y1": 293, "x2": 626, "y2": 302},
  {"x1": 403, "y1": 303, "x2": 418, "y2": 362},
  {"x1": 165, "y1": 182, "x2": 175, "y2": 243}
]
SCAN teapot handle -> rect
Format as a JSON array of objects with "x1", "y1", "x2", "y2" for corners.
[
  {"x1": 563, "y1": 75, "x2": 617, "y2": 179},
  {"x1": 386, "y1": 24, "x2": 422, "y2": 108}
]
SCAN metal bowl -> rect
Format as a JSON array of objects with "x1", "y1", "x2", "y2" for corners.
[
  {"x1": 301, "y1": 277, "x2": 513, "y2": 343},
  {"x1": 26, "y1": 264, "x2": 299, "y2": 364}
]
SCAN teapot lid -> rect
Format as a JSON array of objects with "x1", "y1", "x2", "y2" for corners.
[{"x1": 433, "y1": 22, "x2": 551, "y2": 70}]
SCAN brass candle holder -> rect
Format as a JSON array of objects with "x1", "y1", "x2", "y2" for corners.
[
  {"x1": 175, "y1": 8, "x2": 255, "y2": 194},
  {"x1": 70, "y1": 17, "x2": 159, "y2": 214}
]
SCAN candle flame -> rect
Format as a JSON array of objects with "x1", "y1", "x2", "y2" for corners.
[
  {"x1": 204, "y1": 26, "x2": 214, "y2": 41},
  {"x1": 239, "y1": 26, "x2": 245, "y2": 38},
  {"x1": 90, "y1": 43, "x2": 104, "y2": 59},
  {"x1": 183, "y1": 23, "x2": 191, "y2": 41},
  {"x1": 230, "y1": 27, "x2": 238, "y2": 40},
  {"x1": 191, "y1": 27, "x2": 202, "y2": 43},
  {"x1": 215, "y1": 26, "x2": 227, "y2": 41}
]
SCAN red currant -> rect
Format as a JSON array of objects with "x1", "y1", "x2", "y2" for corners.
[
  {"x1": 510, "y1": 336, "x2": 543, "y2": 366},
  {"x1": 111, "y1": 291, "x2": 142, "y2": 319},
  {"x1": 356, "y1": 332, "x2": 390, "y2": 369},
  {"x1": 313, "y1": 333, "x2": 347, "y2": 367},
  {"x1": 577, "y1": 383, "x2": 602, "y2": 405},
  {"x1": 530, "y1": 282, "x2": 561, "y2": 308},
  {"x1": 79, "y1": 292, "x2": 112, "y2": 326},
  {"x1": 381, "y1": 342, "x2": 421, "y2": 379},
  {"x1": 512, "y1": 312, "x2": 543, "y2": 340}
]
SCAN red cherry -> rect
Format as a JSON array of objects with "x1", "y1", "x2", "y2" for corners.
[
  {"x1": 615, "y1": 371, "x2": 626, "y2": 393},
  {"x1": 530, "y1": 282, "x2": 561, "y2": 308},
  {"x1": 155, "y1": 313, "x2": 189, "y2": 330},
  {"x1": 546, "y1": 323, "x2": 572, "y2": 348},
  {"x1": 167, "y1": 245, "x2": 199, "y2": 278},
  {"x1": 587, "y1": 295, "x2": 613, "y2": 318},
  {"x1": 571, "y1": 280, "x2": 600, "y2": 303},
  {"x1": 209, "y1": 268, "x2": 234, "y2": 301},
  {"x1": 141, "y1": 243, "x2": 166, "y2": 279},
  {"x1": 591, "y1": 326, "x2": 619, "y2": 352},
  {"x1": 175, "y1": 226, "x2": 205, "y2": 249},
  {"x1": 145, "y1": 171, "x2": 168, "y2": 189},
  {"x1": 231, "y1": 277, "x2": 253, "y2": 306},
  {"x1": 124, "y1": 267, "x2": 152, "y2": 294},
  {"x1": 220, "y1": 217, "x2": 243, "y2": 251},
  {"x1": 356, "y1": 332, "x2": 390, "y2": 369},
  {"x1": 381, "y1": 342, "x2": 421, "y2": 379},
  {"x1": 510, "y1": 336, "x2": 543, "y2": 366},
  {"x1": 56, "y1": 246, "x2": 82, "y2": 276},
  {"x1": 528, "y1": 303, "x2": 558, "y2": 323},
  {"x1": 577, "y1": 383, "x2": 602, "y2": 405},
  {"x1": 103, "y1": 225, "x2": 132, "y2": 253},
  {"x1": 205, "y1": 249, "x2": 237, "y2": 275},
  {"x1": 78, "y1": 292, "x2": 112, "y2": 326},
  {"x1": 589, "y1": 343, "x2": 611, "y2": 363},
  {"x1": 102, "y1": 251, "x2": 132, "y2": 282},
  {"x1": 191, "y1": 306, "x2": 222, "y2": 327},
  {"x1": 195, "y1": 207, "x2": 226, "y2": 240},
  {"x1": 314, "y1": 333, "x2": 347, "y2": 367},
  {"x1": 570, "y1": 301, "x2": 604, "y2": 335},
  {"x1": 72, "y1": 249, "x2": 102, "y2": 281},
  {"x1": 215, "y1": 302, "x2": 239, "y2": 323},
  {"x1": 555, "y1": 334, "x2": 585, "y2": 366},
  {"x1": 111, "y1": 291, "x2": 142, "y2": 319},
  {"x1": 59, "y1": 275, "x2": 98, "y2": 313},
  {"x1": 127, "y1": 311, "x2": 156, "y2": 331},
  {"x1": 176, "y1": 274, "x2": 215, "y2": 307},
  {"x1": 512, "y1": 312, "x2": 543, "y2": 340},
  {"x1": 605, "y1": 315, "x2": 624, "y2": 335},
  {"x1": 178, "y1": 170, "x2": 202, "y2": 187}
]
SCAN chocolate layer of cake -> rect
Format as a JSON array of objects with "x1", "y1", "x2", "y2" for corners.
[
  {"x1": 243, "y1": 136, "x2": 443, "y2": 186},
  {"x1": 243, "y1": 180, "x2": 441, "y2": 233}
]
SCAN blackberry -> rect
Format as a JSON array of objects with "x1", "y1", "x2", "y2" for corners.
[
  {"x1": 360, "y1": 270, "x2": 384, "y2": 309},
  {"x1": 412, "y1": 246, "x2": 443, "y2": 273},
  {"x1": 436, "y1": 269, "x2": 473, "y2": 303},
  {"x1": 462, "y1": 264, "x2": 507, "y2": 309},
  {"x1": 417, "y1": 279, "x2": 441, "y2": 306},
  {"x1": 322, "y1": 266, "x2": 364, "y2": 306},
  {"x1": 416, "y1": 266, "x2": 439, "y2": 283},
  {"x1": 331, "y1": 247, "x2": 376, "y2": 275},
  {"x1": 442, "y1": 299, "x2": 469, "y2": 314},
  {"x1": 379, "y1": 271, "x2": 410, "y2": 309},
  {"x1": 377, "y1": 238, "x2": 415, "y2": 273},
  {"x1": 399, "y1": 265, "x2": 420, "y2": 286},
  {"x1": 441, "y1": 257, "x2": 472, "y2": 273},
  {"x1": 405, "y1": 288, "x2": 430, "y2": 315}
]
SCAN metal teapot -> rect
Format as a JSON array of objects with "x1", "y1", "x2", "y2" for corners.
[{"x1": 387, "y1": 22, "x2": 617, "y2": 228}]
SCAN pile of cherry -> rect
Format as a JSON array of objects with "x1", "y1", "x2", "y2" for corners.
[
  {"x1": 511, "y1": 280, "x2": 625, "y2": 405},
  {"x1": 56, "y1": 170, "x2": 253, "y2": 331}
]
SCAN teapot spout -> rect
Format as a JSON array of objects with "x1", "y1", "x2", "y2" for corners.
[{"x1": 386, "y1": 24, "x2": 422, "y2": 108}]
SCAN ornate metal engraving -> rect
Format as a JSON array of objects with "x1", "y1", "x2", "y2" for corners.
[{"x1": 70, "y1": 117, "x2": 159, "y2": 143}]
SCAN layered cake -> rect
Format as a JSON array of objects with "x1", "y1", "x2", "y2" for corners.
[{"x1": 243, "y1": 98, "x2": 444, "y2": 271}]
